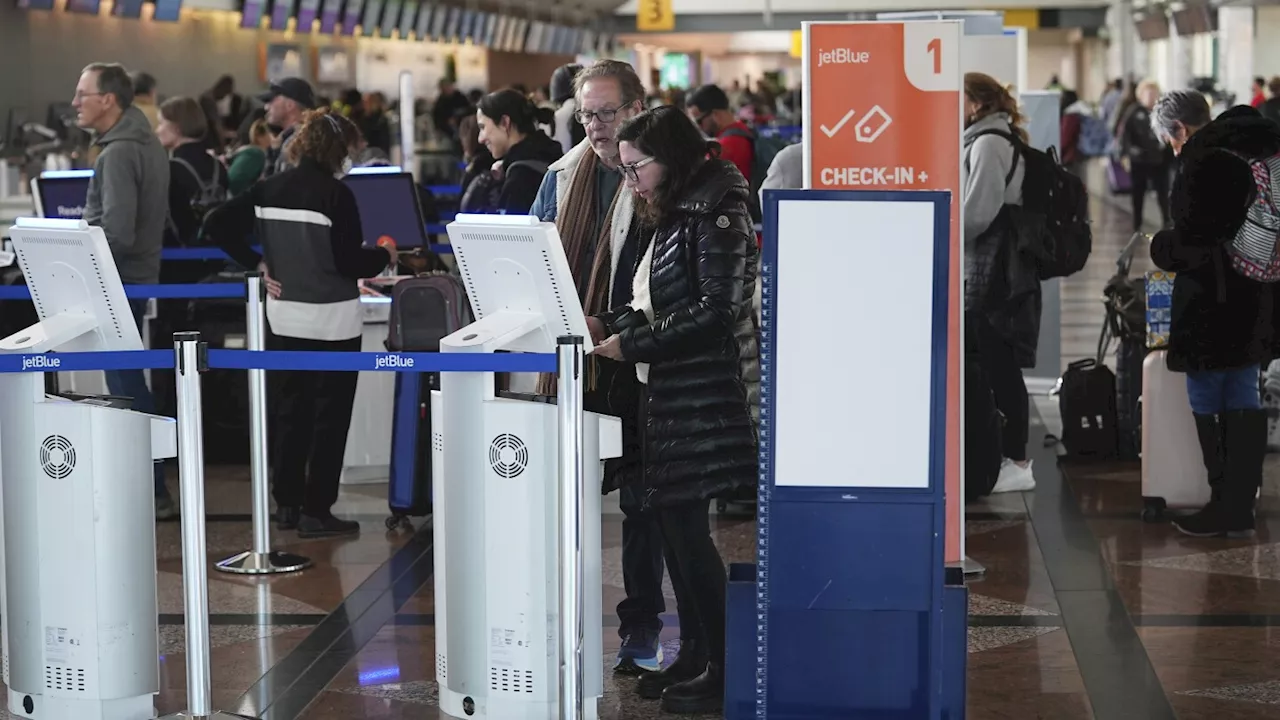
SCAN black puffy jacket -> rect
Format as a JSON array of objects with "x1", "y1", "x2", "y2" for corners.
[
  {"x1": 1151, "y1": 106, "x2": 1280, "y2": 373},
  {"x1": 599, "y1": 159, "x2": 759, "y2": 509}
]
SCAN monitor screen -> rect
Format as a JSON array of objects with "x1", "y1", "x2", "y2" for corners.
[
  {"x1": 360, "y1": 0, "x2": 382, "y2": 35},
  {"x1": 483, "y1": 13, "x2": 498, "y2": 47},
  {"x1": 35, "y1": 173, "x2": 92, "y2": 220},
  {"x1": 397, "y1": 0, "x2": 417, "y2": 36},
  {"x1": 268, "y1": 0, "x2": 293, "y2": 30},
  {"x1": 430, "y1": 2, "x2": 446, "y2": 39},
  {"x1": 317, "y1": 0, "x2": 341, "y2": 32},
  {"x1": 339, "y1": 0, "x2": 361, "y2": 34},
  {"x1": 1135, "y1": 11, "x2": 1169, "y2": 41},
  {"x1": 65, "y1": 0, "x2": 100, "y2": 14},
  {"x1": 240, "y1": 0, "x2": 265, "y2": 27},
  {"x1": 295, "y1": 0, "x2": 319, "y2": 29},
  {"x1": 378, "y1": 0, "x2": 400, "y2": 36},
  {"x1": 443, "y1": 5, "x2": 459, "y2": 41},
  {"x1": 17, "y1": 0, "x2": 56, "y2": 9},
  {"x1": 511, "y1": 18, "x2": 528, "y2": 53},
  {"x1": 152, "y1": 0, "x2": 182, "y2": 21},
  {"x1": 1172, "y1": 6, "x2": 1217, "y2": 35},
  {"x1": 343, "y1": 171, "x2": 428, "y2": 248},
  {"x1": 414, "y1": 1, "x2": 432, "y2": 39},
  {"x1": 112, "y1": 0, "x2": 144, "y2": 16}
]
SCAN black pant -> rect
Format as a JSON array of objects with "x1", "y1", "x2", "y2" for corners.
[
  {"x1": 618, "y1": 481, "x2": 666, "y2": 637},
  {"x1": 980, "y1": 327, "x2": 1029, "y2": 462},
  {"x1": 1130, "y1": 162, "x2": 1170, "y2": 232},
  {"x1": 656, "y1": 498, "x2": 727, "y2": 661},
  {"x1": 267, "y1": 332, "x2": 362, "y2": 516}
]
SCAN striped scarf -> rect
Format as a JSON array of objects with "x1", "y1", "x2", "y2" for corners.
[{"x1": 535, "y1": 149, "x2": 624, "y2": 395}]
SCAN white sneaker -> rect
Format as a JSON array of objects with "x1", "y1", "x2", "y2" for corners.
[{"x1": 991, "y1": 459, "x2": 1036, "y2": 493}]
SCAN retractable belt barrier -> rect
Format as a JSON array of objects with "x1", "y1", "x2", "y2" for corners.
[
  {"x1": 0, "y1": 283, "x2": 246, "y2": 300},
  {"x1": 0, "y1": 348, "x2": 557, "y2": 373}
]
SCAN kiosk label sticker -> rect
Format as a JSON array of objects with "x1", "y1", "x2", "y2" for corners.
[{"x1": 804, "y1": 20, "x2": 963, "y2": 564}]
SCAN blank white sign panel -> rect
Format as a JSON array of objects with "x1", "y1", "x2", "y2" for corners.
[{"x1": 774, "y1": 199, "x2": 937, "y2": 489}]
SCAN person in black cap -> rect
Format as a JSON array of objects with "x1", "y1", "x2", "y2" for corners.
[{"x1": 259, "y1": 77, "x2": 317, "y2": 177}]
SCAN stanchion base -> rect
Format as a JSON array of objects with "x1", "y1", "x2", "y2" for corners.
[
  {"x1": 213, "y1": 550, "x2": 312, "y2": 575},
  {"x1": 156, "y1": 707, "x2": 261, "y2": 712},
  {"x1": 962, "y1": 555, "x2": 986, "y2": 577}
]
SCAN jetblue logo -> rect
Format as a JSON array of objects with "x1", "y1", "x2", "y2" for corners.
[
  {"x1": 21, "y1": 355, "x2": 60, "y2": 371},
  {"x1": 374, "y1": 354, "x2": 414, "y2": 370}
]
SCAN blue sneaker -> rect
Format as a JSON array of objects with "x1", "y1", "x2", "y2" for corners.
[{"x1": 614, "y1": 630, "x2": 662, "y2": 674}]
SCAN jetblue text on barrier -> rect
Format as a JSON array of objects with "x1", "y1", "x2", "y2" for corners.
[
  {"x1": 374, "y1": 354, "x2": 415, "y2": 370},
  {"x1": 21, "y1": 355, "x2": 60, "y2": 371}
]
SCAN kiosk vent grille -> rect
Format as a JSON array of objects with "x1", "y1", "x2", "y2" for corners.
[
  {"x1": 433, "y1": 431, "x2": 444, "y2": 454},
  {"x1": 44, "y1": 666, "x2": 85, "y2": 693},
  {"x1": 39, "y1": 435, "x2": 75, "y2": 479},
  {"x1": 489, "y1": 666, "x2": 534, "y2": 694},
  {"x1": 488, "y1": 434, "x2": 529, "y2": 479},
  {"x1": 436, "y1": 652, "x2": 447, "y2": 683}
]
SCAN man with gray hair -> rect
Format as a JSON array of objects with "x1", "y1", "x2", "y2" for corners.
[
  {"x1": 73, "y1": 61, "x2": 173, "y2": 517},
  {"x1": 1148, "y1": 91, "x2": 1280, "y2": 538},
  {"x1": 529, "y1": 60, "x2": 670, "y2": 676}
]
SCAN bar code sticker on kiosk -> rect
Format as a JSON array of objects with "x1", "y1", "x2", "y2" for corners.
[{"x1": 1146, "y1": 271, "x2": 1174, "y2": 349}]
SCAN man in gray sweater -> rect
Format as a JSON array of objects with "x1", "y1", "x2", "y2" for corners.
[{"x1": 74, "y1": 61, "x2": 174, "y2": 518}]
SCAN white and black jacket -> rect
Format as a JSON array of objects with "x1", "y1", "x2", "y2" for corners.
[{"x1": 203, "y1": 157, "x2": 390, "y2": 341}]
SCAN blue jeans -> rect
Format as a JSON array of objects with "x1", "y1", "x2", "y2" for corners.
[
  {"x1": 1185, "y1": 365, "x2": 1262, "y2": 415},
  {"x1": 105, "y1": 300, "x2": 168, "y2": 500}
]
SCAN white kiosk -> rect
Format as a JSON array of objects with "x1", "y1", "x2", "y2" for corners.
[
  {"x1": 433, "y1": 214, "x2": 621, "y2": 720},
  {"x1": 0, "y1": 218, "x2": 175, "y2": 719}
]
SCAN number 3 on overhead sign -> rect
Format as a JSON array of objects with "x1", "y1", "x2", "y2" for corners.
[{"x1": 637, "y1": 0, "x2": 674, "y2": 32}]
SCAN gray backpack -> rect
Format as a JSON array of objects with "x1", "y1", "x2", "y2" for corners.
[{"x1": 386, "y1": 271, "x2": 474, "y2": 352}]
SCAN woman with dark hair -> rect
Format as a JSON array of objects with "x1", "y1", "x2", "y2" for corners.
[
  {"x1": 461, "y1": 88, "x2": 561, "y2": 213},
  {"x1": 204, "y1": 108, "x2": 398, "y2": 539},
  {"x1": 589, "y1": 105, "x2": 759, "y2": 715},
  {"x1": 962, "y1": 72, "x2": 1041, "y2": 495}
]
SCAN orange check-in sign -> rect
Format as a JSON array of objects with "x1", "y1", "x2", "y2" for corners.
[{"x1": 804, "y1": 21, "x2": 965, "y2": 564}]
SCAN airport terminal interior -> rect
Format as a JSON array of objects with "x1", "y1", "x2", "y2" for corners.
[{"x1": 4, "y1": 0, "x2": 1280, "y2": 719}]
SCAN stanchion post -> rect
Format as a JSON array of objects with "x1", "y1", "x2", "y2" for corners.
[
  {"x1": 161, "y1": 333, "x2": 258, "y2": 720},
  {"x1": 556, "y1": 336, "x2": 586, "y2": 720},
  {"x1": 215, "y1": 273, "x2": 311, "y2": 575},
  {"x1": 399, "y1": 70, "x2": 418, "y2": 183}
]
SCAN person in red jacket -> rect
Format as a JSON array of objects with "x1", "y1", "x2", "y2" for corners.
[{"x1": 685, "y1": 84, "x2": 754, "y2": 183}]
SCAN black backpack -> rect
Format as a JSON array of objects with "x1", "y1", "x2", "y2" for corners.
[{"x1": 972, "y1": 129, "x2": 1092, "y2": 280}]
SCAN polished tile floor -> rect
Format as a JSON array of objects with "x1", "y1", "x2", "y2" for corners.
[{"x1": 6, "y1": 168, "x2": 1277, "y2": 719}]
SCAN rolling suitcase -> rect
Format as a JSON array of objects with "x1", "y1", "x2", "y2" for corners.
[
  {"x1": 1140, "y1": 349, "x2": 1209, "y2": 521},
  {"x1": 385, "y1": 271, "x2": 473, "y2": 528}
]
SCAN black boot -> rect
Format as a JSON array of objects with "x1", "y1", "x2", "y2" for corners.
[
  {"x1": 1192, "y1": 414, "x2": 1225, "y2": 502},
  {"x1": 1175, "y1": 409, "x2": 1265, "y2": 538},
  {"x1": 637, "y1": 638, "x2": 707, "y2": 699},
  {"x1": 659, "y1": 662, "x2": 724, "y2": 715}
]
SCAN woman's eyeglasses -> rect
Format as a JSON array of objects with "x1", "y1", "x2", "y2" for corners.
[
  {"x1": 573, "y1": 107, "x2": 621, "y2": 125},
  {"x1": 617, "y1": 156, "x2": 655, "y2": 183}
]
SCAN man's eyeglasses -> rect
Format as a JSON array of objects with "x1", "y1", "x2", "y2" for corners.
[
  {"x1": 617, "y1": 156, "x2": 655, "y2": 183},
  {"x1": 574, "y1": 107, "x2": 621, "y2": 125}
]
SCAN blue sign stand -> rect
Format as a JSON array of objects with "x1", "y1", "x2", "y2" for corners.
[{"x1": 741, "y1": 189, "x2": 953, "y2": 719}]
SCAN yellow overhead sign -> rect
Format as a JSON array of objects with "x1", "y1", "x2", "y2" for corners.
[
  {"x1": 1002, "y1": 9, "x2": 1039, "y2": 29},
  {"x1": 636, "y1": 0, "x2": 675, "y2": 32},
  {"x1": 790, "y1": 30, "x2": 803, "y2": 59}
]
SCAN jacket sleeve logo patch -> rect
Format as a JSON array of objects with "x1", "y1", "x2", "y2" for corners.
[{"x1": 716, "y1": 215, "x2": 730, "y2": 229}]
